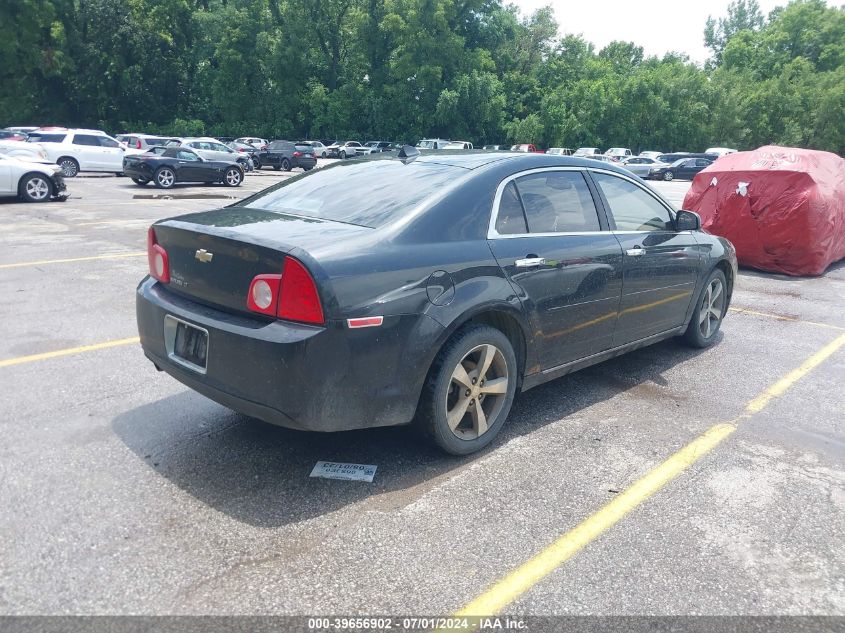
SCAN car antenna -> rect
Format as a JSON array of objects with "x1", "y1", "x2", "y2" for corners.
[{"x1": 398, "y1": 145, "x2": 419, "y2": 163}]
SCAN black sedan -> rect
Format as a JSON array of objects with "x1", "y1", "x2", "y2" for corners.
[
  {"x1": 123, "y1": 147, "x2": 244, "y2": 189},
  {"x1": 137, "y1": 150, "x2": 736, "y2": 455},
  {"x1": 648, "y1": 157, "x2": 713, "y2": 181}
]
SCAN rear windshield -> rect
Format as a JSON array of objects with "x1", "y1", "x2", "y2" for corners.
[
  {"x1": 145, "y1": 138, "x2": 167, "y2": 146},
  {"x1": 243, "y1": 160, "x2": 466, "y2": 228}
]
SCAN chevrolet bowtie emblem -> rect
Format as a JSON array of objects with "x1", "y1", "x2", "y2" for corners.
[{"x1": 195, "y1": 249, "x2": 214, "y2": 263}]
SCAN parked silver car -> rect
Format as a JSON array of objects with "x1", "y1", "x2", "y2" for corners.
[
  {"x1": 621, "y1": 156, "x2": 666, "y2": 177},
  {"x1": 173, "y1": 137, "x2": 254, "y2": 171}
]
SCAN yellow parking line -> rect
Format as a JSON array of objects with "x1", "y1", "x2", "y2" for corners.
[
  {"x1": 0, "y1": 252, "x2": 145, "y2": 270},
  {"x1": 454, "y1": 331, "x2": 845, "y2": 618},
  {"x1": 729, "y1": 306, "x2": 844, "y2": 331},
  {"x1": 0, "y1": 337, "x2": 140, "y2": 368}
]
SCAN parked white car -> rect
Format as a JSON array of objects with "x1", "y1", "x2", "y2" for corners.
[
  {"x1": 573, "y1": 147, "x2": 600, "y2": 157},
  {"x1": 706, "y1": 147, "x2": 738, "y2": 157},
  {"x1": 0, "y1": 154, "x2": 67, "y2": 202},
  {"x1": 29, "y1": 129, "x2": 143, "y2": 177},
  {"x1": 604, "y1": 147, "x2": 633, "y2": 161},
  {"x1": 116, "y1": 133, "x2": 173, "y2": 151},
  {"x1": 443, "y1": 141, "x2": 474, "y2": 149},
  {"x1": 0, "y1": 140, "x2": 48, "y2": 161},
  {"x1": 416, "y1": 139, "x2": 451, "y2": 150},
  {"x1": 234, "y1": 137, "x2": 269, "y2": 150},
  {"x1": 620, "y1": 156, "x2": 666, "y2": 177},
  {"x1": 639, "y1": 150, "x2": 663, "y2": 159}
]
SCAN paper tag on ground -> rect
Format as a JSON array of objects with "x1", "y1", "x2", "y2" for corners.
[{"x1": 310, "y1": 461, "x2": 377, "y2": 482}]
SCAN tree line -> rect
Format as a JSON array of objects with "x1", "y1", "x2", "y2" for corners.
[{"x1": 1, "y1": 0, "x2": 843, "y2": 154}]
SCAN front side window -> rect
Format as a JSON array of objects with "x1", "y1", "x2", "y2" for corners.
[
  {"x1": 515, "y1": 171, "x2": 601, "y2": 234},
  {"x1": 593, "y1": 172, "x2": 672, "y2": 232},
  {"x1": 177, "y1": 150, "x2": 199, "y2": 161},
  {"x1": 99, "y1": 136, "x2": 120, "y2": 148}
]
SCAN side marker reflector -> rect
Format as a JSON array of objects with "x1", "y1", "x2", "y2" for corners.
[{"x1": 347, "y1": 317, "x2": 384, "y2": 329}]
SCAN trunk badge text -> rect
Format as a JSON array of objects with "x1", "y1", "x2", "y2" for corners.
[{"x1": 195, "y1": 249, "x2": 214, "y2": 263}]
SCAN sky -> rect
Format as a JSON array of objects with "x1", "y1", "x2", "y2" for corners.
[{"x1": 510, "y1": 0, "x2": 790, "y2": 64}]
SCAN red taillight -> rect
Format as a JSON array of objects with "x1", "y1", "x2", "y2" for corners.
[
  {"x1": 147, "y1": 227, "x2": 170, "y2": 283},
  {"x1": 136, "y1": 140, "x2": 142, "y2": 149},
  {"x1": 247, "y1": 274, "x2": 282, "y2": 316},
  {"x1": 238, "y1": 147, "x2": 245, "y2": 152},
  {"x1": 279, "y1": 257, "x2": 324, "y2": 324},
  {"x1": 246, "y1": 257, "x2": 323, "y2": 324},
  {"x1": 293, "y1": 151, "x2": 302, "y2": 157}
]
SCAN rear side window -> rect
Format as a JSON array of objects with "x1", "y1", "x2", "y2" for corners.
[
  {"x1": 244, "y1": 161, "x2": 466, "y2": 228},
  {"x1": 514, "y1": 171, "x2": 601, "y2": 233},
  {"x1": 31, "y1": 134, "x2": 67, "y2": 143},
  {"x1": 98, "y1": 136, "x2": 120, "y2": 148},
  {"x1": 269, "y1": 141, "x2": 291, "y2": 150},
  {"x1": 495, "y1": 182, "x2": 528, "y2": 235},
  {"x1": 73, "y1": 134, "x2": 101, "y2": 146},
  {"x1": 593, "y1": 172, "x2": 672, "y2": 232},
  {"x1": 177, "y1": 150, "x2": 199, "y2": 161}
]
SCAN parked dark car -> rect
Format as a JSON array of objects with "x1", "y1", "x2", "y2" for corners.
[
  {"x1": 655, "y1": 152, "x2": 717, "y2": 164},
  {"x1": 227, "y1": 141, "x2": 261, "y2": 167},
  {"x1": 137, "y1": 152, "x2": 736, "y2": 455},
  {"x1": 123, "y1": 146, "x2": 244, "y2": 189},
  {"x1": 256, "y1": 140, "x2": 317, "y2": 171},
  {"x1": 648, "y1": 157, "x2": 713, "y2": 181}
]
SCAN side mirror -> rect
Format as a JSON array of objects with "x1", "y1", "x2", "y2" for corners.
[{"x1": 676, "y1": 210, "x2": 701, "y2": 231}]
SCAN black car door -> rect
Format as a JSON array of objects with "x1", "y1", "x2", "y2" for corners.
[
  {"x1": 175, "y1": 149, "x2": 205, "y2": 181},
  {"x1": 590, "y1": 170, "x2": 701, "y2": 346},
  {"x1": 487, "y1": 168, "x2": 624, "y2": 370}
]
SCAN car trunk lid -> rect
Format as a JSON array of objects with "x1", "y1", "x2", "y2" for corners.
[{"x1": 152, "y1": 207, "x2": 371, "y2": 317}]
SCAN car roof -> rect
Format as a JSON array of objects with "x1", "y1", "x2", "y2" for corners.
[{"x1": 407, "y1": 151, "x2": 635, "y2": 173}]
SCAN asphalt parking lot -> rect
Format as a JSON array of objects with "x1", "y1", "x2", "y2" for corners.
[{"x1": 1, "y1": 168, "x2": 843, "y2": 617}]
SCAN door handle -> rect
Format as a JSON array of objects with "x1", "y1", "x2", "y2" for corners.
[
  {"x1": 515, "y1": 256, "x2": 546, "y2": 268},
  {"x1": 625, "y1": 246, "x2": 646, "y2": 257}
]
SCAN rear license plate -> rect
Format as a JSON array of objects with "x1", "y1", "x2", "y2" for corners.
[
  {"x1": 175, "y1": 322, "x2": 207, "y2": 368},
  {"x1": 164, "y1": 315, "x2": 208, "y2": 373}
]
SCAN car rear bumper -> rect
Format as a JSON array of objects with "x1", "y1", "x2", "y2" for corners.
[
  {"x1": 294, "y1": 157, "x2": 317, "y2": 169},
  {"x1": 136, "y1": 278, "x2": 436, "y2": 432}
]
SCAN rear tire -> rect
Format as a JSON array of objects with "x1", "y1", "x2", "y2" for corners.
[
  {"x1": 415, "y1": 325, "x2": 517, "y2": 455},
  {"x1": 663, "y1": 171, "x2": 674, "y2": 181},
  {"x1": 58, "y1": 157, "x2": 79, "y2": 178},
  {"x1": 154, "y1": 167, "x2": 176, "y2": 189},
  {"x1": 683, "y1": 269, "x2": 727, "y2": 348},
  {"x1": 19, "y1": 174, "x2": 52, "y2": 202},
  {"x1": 281, "y1": 158, "x2": 291, "y2": 171},
  {"x1": 340, "y1": 150, "x2": 347, "y2": 159}
]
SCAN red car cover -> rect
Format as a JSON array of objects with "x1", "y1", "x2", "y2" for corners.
[{"x1": 682, "y1": 146, "x2": 845, "y2": 276}]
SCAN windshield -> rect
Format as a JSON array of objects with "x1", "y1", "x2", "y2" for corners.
[{"x1": 243, "y1": 160, "x2": 466, "y2": 228}]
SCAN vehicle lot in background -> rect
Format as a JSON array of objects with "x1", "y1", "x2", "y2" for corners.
[
  {"x1": 0, "y1": 172, "x2": 842, "y2": 616},
  {"x1": 0, "y1": 140, "x2": 48, "y2": 161},
  {"x1": 116, "y1": 134, "x2": 173, "y2": 151}
]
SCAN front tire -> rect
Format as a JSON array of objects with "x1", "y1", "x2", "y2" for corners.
[
  {"x1": 281, "y1": 158, "x2": 291, "y2": 171},
  {"x1": 223, "y1": 166, "x2": 243, "y2": 187},
  {"x1": 58, "y1": 157, "x2": 79, "y2": 178},
  {"x1": 663, "y1": 171, "x2": 674, "y2": 181},
  {"x1": 415, "y1": 325, "x2": 517, "y2": 455},
  {"x1": 19, "y1": 174, "x2": 52, "y2": 202},
  {"x1": 339, "y1": 150, "x2": 347, "y2": 159},
  {"x1": 154, "y1": 167, "x2": 176, "y2": 189},
  {"x1": 131, "y1": 177, "x2": 150, "y2": 186},
  {"x1": 683, "y1": 269, "x2": 727, "y2": 348}
]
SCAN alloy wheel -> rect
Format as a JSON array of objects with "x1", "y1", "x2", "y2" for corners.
[
  {"x1": 59, "y1": 159, "x2": 78, "y2": 177},
  {"x1": 699, "y1": 277, "x2": 725, "y2": 339},
  {"x1": 157, "y1": 169, "x2": 175, "y2": 187},
  {"x1": 445, "y1": 344, "x2": 509, "y2": 440},
  {"x1": 663, "y1": 171, "x2": 674, "y2": 181},
  {"x1": 25, "y1": 177, "x2": 50, "y2": 201},
  {"x1": 226, "y1": 168, "x2": 241, "y2": 186}
]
